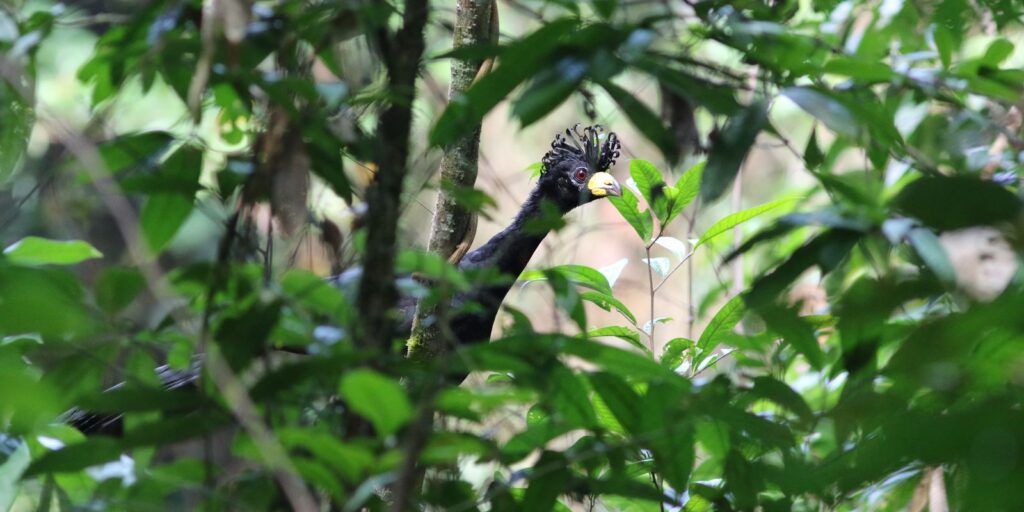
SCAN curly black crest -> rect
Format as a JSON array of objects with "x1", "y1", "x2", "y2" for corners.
[{"x1": 541, "y1": 124, "x2": 621, "y2": 174}]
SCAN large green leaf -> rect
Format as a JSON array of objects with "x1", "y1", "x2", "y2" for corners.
[
  {"x1": 701, "y1": 101, "x2": 768, "y2": 203},
  {"x1": 588, "y1": 372, "x2": 641, "y2": 433},
  {"x1": 520, "y1": 264, "x2": 613, "y2": 296},
  {"x1": 600, "y1": 80, "x2": 679, "y2": 164},
  {"x1": 695, "y1": 197, "x2": 798, "y2": 249},
  {"x1": 893, "y1": 176, "x2": 1021, "y2": 231},
  {"x1": 3, "y1": 237, "x2": 102, "y2": 266},
  {"x1": 0, "y1": 437, "x2": 29, "y2": 511},
  {"x1": 338, "y1": 369, "x2": 413, "y2": 436},
  {"x1": 430, "y1": 19, "x2": 578, "y2": 145},
  {"x1": 609, "y1": 188, "x2": 654, "y2": 242},
  {"x1": 695, "y1": 295, "x2": 745, "y2": 368}
]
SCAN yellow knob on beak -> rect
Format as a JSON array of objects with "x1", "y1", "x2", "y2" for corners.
[{"x1": 587, "y1": 172, "x2": 622, "y2": 197}]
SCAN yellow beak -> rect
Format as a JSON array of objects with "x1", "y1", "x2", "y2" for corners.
[{"x1": 587, "y1": 172, "x2": 622, "y2": 197}]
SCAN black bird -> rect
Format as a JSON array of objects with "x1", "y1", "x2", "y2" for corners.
[
  {"x1": 444, "y1": 125, "x2": 622, "y2": 348},
  {"x1": 68, "y1": 125, "x2": 622, "y2": 434}
]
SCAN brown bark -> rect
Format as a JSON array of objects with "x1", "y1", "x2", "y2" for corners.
[
  {"x1": 355, "y1": 0, "x2": 430, "y2": 349},
  {"x1": 406, "y1": 0, "x2": 495, "y2": 359}
]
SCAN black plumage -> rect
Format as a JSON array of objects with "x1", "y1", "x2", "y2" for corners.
[{"x1": 69, "y1": 125, "x2": 622, "y2": 433}]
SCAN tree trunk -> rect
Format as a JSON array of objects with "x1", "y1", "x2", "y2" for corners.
[
  {"x1": 407, "y1": 0, "x2": 495, "y2": 359},
  {"x1": 355, "y1": 0, "x2": 430, "y2": 349}
]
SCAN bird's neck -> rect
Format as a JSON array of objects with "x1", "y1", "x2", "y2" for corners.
[{"x1": 460, "y1": 184, "x2": 570, "y2": 278}]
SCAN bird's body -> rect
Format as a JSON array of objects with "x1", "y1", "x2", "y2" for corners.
[{"x1": 69, "y1": 125, "x2": 621, "y2": 434}]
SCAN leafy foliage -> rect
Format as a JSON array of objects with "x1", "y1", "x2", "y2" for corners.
[{"x1": 2, "y1": 0, "x2": 1024, "y2": 511}]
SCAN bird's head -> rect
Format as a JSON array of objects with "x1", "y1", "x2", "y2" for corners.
[{"x1": 538, "y1": 124, "x2": 622, "y2": 210}]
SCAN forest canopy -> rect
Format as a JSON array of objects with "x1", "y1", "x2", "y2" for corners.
[{"x1": 2, "y1": 0, "x2": 1024, "y2": 511}]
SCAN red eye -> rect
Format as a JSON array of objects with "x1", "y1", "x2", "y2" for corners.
[{"x1": 573, "y1": 168, "x2": 588, "y2": 182}]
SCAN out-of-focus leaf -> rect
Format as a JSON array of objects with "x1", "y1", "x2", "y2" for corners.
[
  {"x1": 27, "y1": 414, "x2": 228, "y2": 475},
  {"x1": 338, "y1": 369, "x2": 413, "y2": 436},
  {"x1": 140, "y1": 193, "x2": 193, "y2": 252},
  {"x1": 804, "y1": 128, "x2": 824, "y2": 170},
  {"x1": 746, "y1": 230, "x2": 861, "y2": 308},
  {"x1": 696, "y1": 197, "x2": 797, "y2": 249},
  {"x1": 563, "y1": 339, "x2": 675, "y2": 381},
  {"x1": 522, "y1": 451, "x2": 571, "y2": 511},
  {"x1": 0, "y1": 81, "x2": 33, "y2": 184},
  {"x1": 749, "y1": 376, "x2": 814, "y2": 423},
  {"x1": 590, "y1": 0, "x2": 617, "y2": 19},
  {"x1": 0, "y1": 437, "x2": 29, "y2": 511},
  {"x1": 550, "y1": 366, "x2": 597, "y2": 427},
  {"x1": 0, "y1": 266, "x2": 95, "y2": 338},
  {"x1": 512, "y1": 58, "x2": 586, "y2": 126},
  {"x1": 431, "y1": 19, "x2": 578, "y2": 145},
  {"x1": 695, "y1": 295, "x2": 745, "y2": 367},
  {"x1": 600, "y1": 80, "x2": 679, "y2": 164},
  {"x1": 588, "y1": 372, "x2": 641, "y2": 433},
  {"x1": 96, "y1": 131, "x2": 175, "y2": 174},
  {"x1": 758, "y1": 304, "x2": 825, "y2": 370},
  {"x1": 893, "y1": 176, "x2": 1021, "y2": 231},
  {"x1": 782, "y1": 87, "x2": 859, "y2": 139},
  {"x1": 641, "y1": 381, "x2": 694, "y2": 490},
  {"x1": 609, "y1": 188, "x2": 654, "y2": 242},
  {"x1": 95, "y1": 266, "x2": 145, "y2": 314},
  {"x1": 701, "y1": 101, "x2": 768, "y2": 203},
  {"x1": 3, "y1": 237, "x2": 102, "y2": 266},
  {"x1": 907, "y1": 227, "x2": 957, "y2": 287}
]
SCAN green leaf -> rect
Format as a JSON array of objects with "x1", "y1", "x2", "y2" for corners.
[
  {"x1": 3, "y1": 237, "x2": 102, "y2": 266},
  {"x1": 695, "y1": 295, "x2": 745, "y2": 368},
  {"x1": 641, "y1": 382, "x2": 694, "y2": 490},
  {"x1": 588, "y1": 372, "x2": 642, "y2": 433},
  {"x1": 804, "y1": 128, "x2": 824, "y2": 170},
  {"x1": 590, "y1": 0, "x2": 617, "y2": 19},
  {"x1": 600, "y1": 80, "x2": 679, "y2": 164},
  {"x1": 759, "y1": 304, "x2": 825, "y2": 370},
  {"x1": 521, "y1": 264, "x2": 613, "y2": 296},
  {"x1": 0, "y1": 81, "x2": 34, "y2": 184},
  {"x1": 749, "y1": 376, "x2": 814, "y2": 423},
  {"x1": 95, "y1": 266, "x2": 145, "y2": 314},
  {"x1": 907, "y1": 227, "x2": 957, "y2": 287},
  {"x1": 0, "y1": 437, "x2": 29, "y2": 511},
  {"x1": 668, "y1": 161, "x2": 703, "y2": 222},
  {"x1": 587, "y1": 326, "x2": 647, "y2": 353},
  {"x1": 430, "y1": 19, "x2": 578, "y2": 146},
  {"x1": 609, "y1": 188, "x2": 654, "y2": 242},
  {"x1": 661, "y1": 337, "x2": 693, "y2": 370},
  {"x1": 581, "y1": 291, "x2": 638, "y2": 325},
  {"x1": 522, "y1": 451, "x2": 571, "y2": 511},
  {"x1": 893, "y1": 176, "x2": 1021, "y2": 231},
  {"x1": 782, "y1": 87, "x2": 859, "y2": 139},
  {"x1": 512, "y1": 62, "x2": 585, "y2": 126},
  {"x1": 550, "y1": 367, "x2": 597, "y2": 428},
  {"x1": 629, "y1": 159, "x2": 665, "y2": 209},
  {"x1": 696, "y1": 197, "x2": 797, "y2": 249},
  {"x1": 140, "y1": 193, "x2": 193, "y2": 252},
  {"x1": 745, "y1": 230, "x2": 861, "y2": 309},
  {"x1": 96, "y1": 131, "x2": 175, "y2": 173},
  {"x1": 338, "y1": 369, "x2": 413, "y2": 436},
  {"x1": 701, "y1": 101, "x2": 768, "y2": 203},
  {"x1": 563, "y1": 339, "x2": 674, "y2": 381}
]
